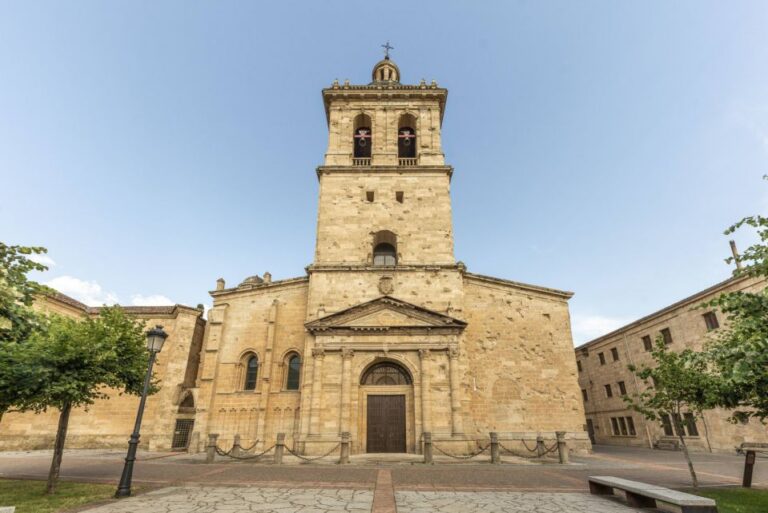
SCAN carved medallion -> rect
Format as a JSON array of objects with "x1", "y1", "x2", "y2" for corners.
[{"x1": 378, "y1": 276, "x2": 394, "y2": 295}]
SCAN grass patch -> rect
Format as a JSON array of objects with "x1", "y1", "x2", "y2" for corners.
[
  {"x1": 683, "y1": 487, "x2": 768, "y2": 513},
  {"x1": 0, "y1": 479, "x2": 116, "y2": 513}
]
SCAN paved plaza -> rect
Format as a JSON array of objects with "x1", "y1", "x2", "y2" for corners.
[{"x1": 0, "y1": 445, "x2": 764, "y2": 512}]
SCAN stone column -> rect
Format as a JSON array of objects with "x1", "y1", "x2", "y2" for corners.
[
  {"x1": 419, "y1": 349, "x2": 431, "y2": 434},
  {"x1": 339, "y1": 348, "x2": 354, "y2": 434},
  {"x1": 309, "y1": 347, "x2": 325, "y2": 436},
  {"x1": 448, "y1": 347, "x2": 464, "y2": 435},
  {"x1": 255, "y1": 300, "x2": 278, "y2": 444}
]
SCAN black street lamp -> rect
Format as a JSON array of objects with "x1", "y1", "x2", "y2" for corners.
[{"x1": 115, "y1": 325, "x2": 168, "y2": 498}]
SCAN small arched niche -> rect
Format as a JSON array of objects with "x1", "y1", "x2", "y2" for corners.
[
  {"x1": 398, "y1": 113, "x2": 417, "y2": 160},
  {"x1": 353, "y1": 113, "x2": 372, "y2": 159},
  {"x1": 373, "y1": 230, "x2": 397, "y2": 266}
]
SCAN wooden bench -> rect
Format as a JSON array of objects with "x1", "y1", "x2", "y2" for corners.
[
  {"x1": 655, "y1": 439, "x2": 680, "y2": 451},
  {"x1": 588, "y1": 476, "x2": 717, "y2": 512}
]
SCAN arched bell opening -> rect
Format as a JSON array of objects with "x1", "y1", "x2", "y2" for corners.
[
  {"x1": 398, "y1": 113, "x2": 417, "y2": 160},
  {"x1": 353, "y1": 114, "x2": 372, "y2": 159}
]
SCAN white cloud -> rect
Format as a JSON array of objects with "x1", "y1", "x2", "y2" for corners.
[
  {"x1": 45, "y1": 275, "x2": 119, "y2": 306},
  {"x1": 29, "y1": 254, "x2": 56, "y2": 268},
  {"x1": 130, "y1": 294, "x2": 175, "y2": 306},
  {"x1": 571, "y1": 314, "x2": 631, "y2": 346}
]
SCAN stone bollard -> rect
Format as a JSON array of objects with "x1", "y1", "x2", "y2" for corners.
[
  {"x1": 536, "y1": 434, "x2": 545, "y2": 458},
  {"x1": 490, "y1": 432, "x2": 500, "y2": 464},
  {"x1": 232, "y1": 434, "x2": 242, "y2": 458},
  {"x1": 339, "y1": 432, "x2": 350, "y2": 464},
  {"x1": 556, "y1": 431, "x2": 569, "y2": 464},
  {"x1": 423, "y1": 432, "x2": 433, "y2": 464},
  {"x1": 275, "y1": 433, "x2": 285, "y2": 464},
  {"x1": 206, "y1": 433, "x2": 219, "y2": 463}
]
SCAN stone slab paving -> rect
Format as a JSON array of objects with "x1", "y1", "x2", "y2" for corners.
[
  {"x1": 395, "y1": 491, "x2": 646, "y2": 513},
  {"x1": 82, "y1": 486, "x2": 373, "y2": 513}
]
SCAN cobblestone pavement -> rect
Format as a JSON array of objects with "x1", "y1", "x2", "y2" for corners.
[
  {"x1": 396, "y1": 491, "x2": 646, "y2": 513},
  {"x1": 83, "y1": 486, "x2": 373, "y2": 513}
]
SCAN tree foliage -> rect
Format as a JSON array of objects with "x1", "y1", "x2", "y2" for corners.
[
  {"x1": 704, "y1": 212, "x2": 768, "y2": 423},
  {"x1": 623, "y1": 338, "x2": 719, "y2": 488},
  {"x1": 0, "y1": 242, "x2": 49, "y2": 343},
  {"x1": 1, "y1": 307, "x2": 154, "y2": 493}
]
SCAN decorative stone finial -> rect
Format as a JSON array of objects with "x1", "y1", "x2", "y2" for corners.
[
  {"x1": 263, "y1": 271, "x2": 272, "y2": 283},
  {"x1": 216, "y1": 278, "x2": 225, "y2": 291}
]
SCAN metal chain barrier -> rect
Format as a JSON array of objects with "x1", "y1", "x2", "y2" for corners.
[
  {"x1": 542, "y1": 442, "x2": 559, "y2": 455},
  {"x1": 240, "y1": 440, "x2": 260, "y2": 452},
  {"x1": 216, "y1": 443, "x2": 276, "y2": 460},
  {"x1": 518, "y1": 439, "x2": 540, "y2": 453},
  {"x1": 432, "y1": 443, "x2": 489, "y2": 460},
  {"x1": 284, "y1": 443, "x2": 341, "y2": 462}
]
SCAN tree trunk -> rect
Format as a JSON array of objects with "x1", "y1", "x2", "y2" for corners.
[
  {"x1": 46, "y1": 402, "x2": 72, "y2": 494},
  {"x1": 674, "y1": 414, "x2": 698, "y2": 488}
]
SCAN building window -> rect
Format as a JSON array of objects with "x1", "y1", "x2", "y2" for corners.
[
  {"x1": 660, "y1": 327, "x2": 673, "y2": 345},
  {"x1": 626, "y1": 417, "x2": 636, "y2": 436},
  {"x1": 604, "y1": 384, "x2": 613, "y2": 398},
  {"x1": 581, "y1": 389, "x2": 588, "y2": 402},
  {"x1": 576, "y1": 360, "x2": 582, "y2": 372},
  {"x1": 611, "y1": 347, "x2": 619, "y2": 361},
  {"x1": 396, "y1": 191, "x2": 404, "y2": 203},
  {"x1": 366, "y1": 191, "x2": 375, "y2": 202},
  {"x1": 598, "y1": 352, "x2": 606, "y2": 365},
  {"x1": 661, "y1": 413, "x2": 700, "y2": 437},
  {"x1": 610, "y1": 417, "x2": 636, "y2": 436},
  {"x1": 642, "y1": 335, "x2": 652, "y2": 352},
  {"x1": 361, "y1": 361, "x2": 412, "y2": 385},
  {"x1": 244, "y1": 355, "x2": 259, "y2": 391},
  {"x1": 661, "y1": 414, "x2": 674, "y2": 436},
  {"x1": 285, "y1": 353, "x2": 301, "y2": 390},
  {"x1": 372, "y1": 230, "x2": 397, "y2": 266},
  {"x1": 703, "y1": 311, "x2": 719, "y2": 331},
  {"x1": 683, "y1": 413, "x2": 699, "y2": 436},
  {"x1": 618, "y1": 381, "x2": 627, "y2": 395}
]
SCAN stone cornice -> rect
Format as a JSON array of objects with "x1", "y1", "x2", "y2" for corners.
[
  {"x1": 306, "y1": 263, "x2": 460, "y2": 273},
  {"x1": 463, "y1": 272, "x2": 574, "y2": 300},
  {"x1": 42, "y1": 291, "x2": 203, "y2": 318},
  {"x1": 210, "y1": 276, "x2": 309, "y2": 299},
  {"x1": 321, "y1": 86, "x2": 448, "y2": 124},
  {"x1": 316, "y1": 165, "x2": 453, "y2": 180}
]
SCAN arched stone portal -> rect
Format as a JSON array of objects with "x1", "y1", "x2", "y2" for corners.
[{"x1": 359, "y1": 361, "x2": 413, "y2": 453}]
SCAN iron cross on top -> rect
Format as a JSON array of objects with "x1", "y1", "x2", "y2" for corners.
[{"x1": 381, "y1": 41, "x2": 394, "y2": 58}]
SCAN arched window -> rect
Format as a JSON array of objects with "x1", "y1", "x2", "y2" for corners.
[
  {"x1": 398, "y1": 114, "x2": 417, "y2": 159},
  {"x1": 353, "y1": 114, "x2": 372, "y2": 159},
  {"x1": 373, "y1": 230, "x2": 397, "y2": 266},
  {"x1": 285, "y1": 353, "x2": 301, "y2": 390},
  {"x1": 244, "y1": 355, "x2": 258, "y2": 390},
  {"x1": 361, "y1": 362, "x2": 412, "y2": 385}
]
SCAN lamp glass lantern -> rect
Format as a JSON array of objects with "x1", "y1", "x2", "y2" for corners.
[{"x1": 146, "y1": 325, "x2": 168, "y2": 353}]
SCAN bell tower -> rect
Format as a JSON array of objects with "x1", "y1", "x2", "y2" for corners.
[{"x1": 313, "y1": 54, "x2": 454, "y2": 273}]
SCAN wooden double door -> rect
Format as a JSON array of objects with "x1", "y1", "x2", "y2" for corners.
[{"x1": 366, "y1": 395, "x2": 406, "y2": 453}]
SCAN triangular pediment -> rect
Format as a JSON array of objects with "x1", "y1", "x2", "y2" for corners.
[{"x1": 305, "y1": 296, "x2": 466, "y2": 334}]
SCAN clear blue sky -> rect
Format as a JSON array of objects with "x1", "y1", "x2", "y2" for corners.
[{"x1": 2, "y1": 1, "x2": 767, "y2": 344}]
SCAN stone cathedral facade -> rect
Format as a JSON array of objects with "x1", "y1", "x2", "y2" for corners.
[
  {"x1": 193, "y1": 56, "x2": 588, "y2": 455},
  {"x1": 0, "y1": 57, "x2": 589, "y2": 455}
]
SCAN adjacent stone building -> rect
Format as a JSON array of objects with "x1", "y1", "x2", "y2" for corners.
[
  {"x1": 0, "y1": 56, "x2": 589, "y2": 455},
  {"x1": 575, "y1": 274, "x2": 768, "y2": 452},
  {"x1": 0, "y1": 292, "x2": 205, "y2": 451}
]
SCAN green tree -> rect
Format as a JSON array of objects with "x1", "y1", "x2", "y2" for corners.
[
  {"x1": 7, "y1": 307, "x2": 152, "y2": 494},
  {"x1": 704, "y1": 213, "x2": 768, "y2": 423},
  {"x1": 0, "y1": 242, "x2": 49, "y2": 343},
  {"x1": 623, "y1": 339, "x2": 719, "y2": 488}
]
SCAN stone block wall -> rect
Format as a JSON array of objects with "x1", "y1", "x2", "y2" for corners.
[{"x1": 576, "y1": 275, "x2": 768, "y2": 452}]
